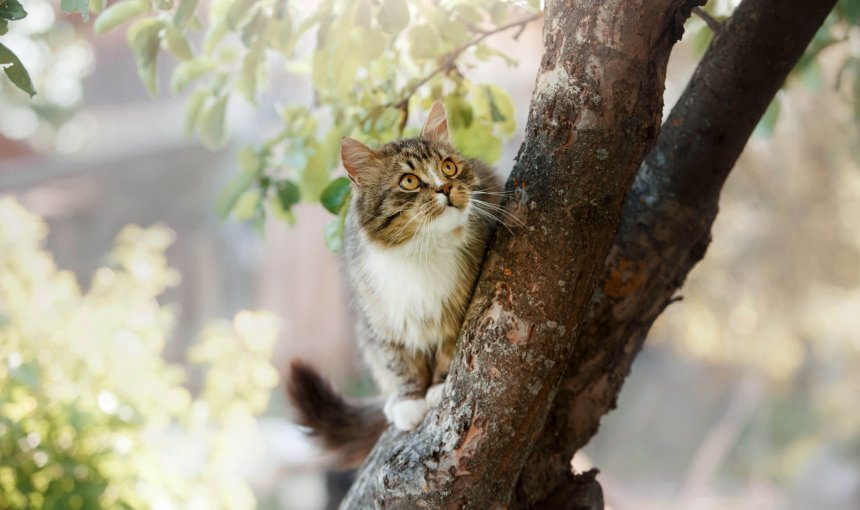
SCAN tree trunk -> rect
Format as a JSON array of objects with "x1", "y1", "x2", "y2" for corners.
[
  {"x1": 512, "y1": 0, "x2": 837, "y2": 506},
  {"x1": 341, "y1": 0, "x2": 701, "y2": 507}
]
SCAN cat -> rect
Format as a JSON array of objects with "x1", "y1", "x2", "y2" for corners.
[{"x1": 287, "y1": 101, "x2": 501, "y2": 466}]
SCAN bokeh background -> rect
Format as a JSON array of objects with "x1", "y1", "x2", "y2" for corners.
[{"x1": 1, "y1": 0, "x2": 859, "y2": 509}]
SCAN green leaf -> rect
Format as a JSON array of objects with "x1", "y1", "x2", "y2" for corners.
[
  {"x1": 489, "y1": 2, "x2": 508, "y2": 25},
  {"x1": 173, "y1": 0, "x2": 198, "y2": 29},
  {"x1": 226, "y1": 0, "x2": 257, "y2": 30},
  {"x1": 378, "y1": 0, "x2": 409, "y2": 35},
  {"x1": 203, "y1": 18, "x2": 228, "y2": 54},
  {"x1": 270, "y1": 194, "x2": 296, "y2": 225},
  {"x1": 453, "y1": 121, "x2": 502, "y2": 163},
  {"x1": 237, "y1": 145, "x2": 262, "y2": 172},
  {"x1": 352, "y1": 0, "x2": 372, "y2": 29},
  {"x1": 0, "y1": 0, "x2": 27, "y2": 21},
  {"x1": 94, "y1": 0, "x2": 147, "y2": 34},
  {"x1": 754, "y1": 97, "x2": 781, "y2": 138},
  {"x1": 232, "y1": 188, "x2": 261, "y2": 221},
  {"x1": 170, "y1": 57, "x2": 214, "y2": 93},
  {"x1": 164, "y1": 24, "x2": 193, "y2": 61},
  {"x1": 445, "y1": 96, "x2": 474, "y2": 130},
  {"x1": 408, "y1": 25, "x2": 440, "y2": 60},
  {"x1": 90, "y1": 0, "x2": 106, "y2": 14},
  {"x1": 453, "y1": 4, "x2": 482, "y2": 24},
  {"x1": 184, "y1": 87, "x2": 208, "y2": 135},
  {"x1": 297, "y1": 129, "x2": 340, "y2": 201},
  {"x1": 264, "y1": 14, "x2": 292, "y2": 52},
  {"x1": 60, "y1": 0, "x2": 90, "y2": 21},
  {"x1": 198, "y1": 93, "x2": 229, "y2": 148},
  {"x1": 215, "y1": 170, "x2": 257, "y2": 220},
  {"x1": 236, "y1": 42, "x2": 263, "y2": 102},
  {"x1": 0, "y1": 42, "x2": 36, "y2": 97},
  {"x1": 0, "y1": 19, "x2": 7, "y2": 36},
  {"x1": 836, "y1": 1, "x2": 860, "y2": 25},
  {"x1": 474, "y1": 43, "x2": 516, "y2": 66},
  {"x1": 276, "y1": 180, "x2": 301, "y2": 211},
  {"x1": 320, "y1": 176, "x2": 351, "y2": 214},
  {"x1": 353, "y1": 28, "x2": 385, "y2": 61},
  {"x1": 481, "y1": 84, "x2": 515, "y2": 136},
  {"x1": 324, "y1": 214, "x2": 346, "y2": 252},
  {"x1": 127, "y1": 18, "x2": 165, "y2": 95},
  {"x1": 240, "y1": 9, "x2": 267, "y2": 47}
]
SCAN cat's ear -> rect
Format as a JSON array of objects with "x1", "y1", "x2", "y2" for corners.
[
  {"x1": 421, "y1": 100, "x2": 450, "y2": 145},
  {"x1": 341, "y1": 137, "x2": 379, "y2": 184}
]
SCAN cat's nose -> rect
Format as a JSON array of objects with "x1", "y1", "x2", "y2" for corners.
[{"x1": 436, "y1": 184, "x2": 452, "y2": 196}]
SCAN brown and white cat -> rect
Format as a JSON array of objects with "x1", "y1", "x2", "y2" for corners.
[{"x1": 287, "y1": 101, "x2": 500, "y2": 466}]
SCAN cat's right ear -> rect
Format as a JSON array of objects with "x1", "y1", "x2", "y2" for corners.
[
  {"x1": 421, "y1": 100, "x2": 450, "y2": 145},
  {"x1": 341, "y1": 137, "x2": 379, "y2": 185}
]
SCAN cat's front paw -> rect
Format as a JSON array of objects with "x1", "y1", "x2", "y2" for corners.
[
  {"x1": 384, "y1": 395, "x2": 429, "y2": 431},
  {"x1": 425, "y1": 383, "x2": 445, "y2": 408}
]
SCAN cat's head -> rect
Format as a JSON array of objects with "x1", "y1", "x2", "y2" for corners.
[{"x1": 341, "y1": 101, "x2": 481, "y2": 247}]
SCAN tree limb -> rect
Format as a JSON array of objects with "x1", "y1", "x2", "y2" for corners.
[
  {"x1": 393, "y1": 12, "x2": 543, "y2": 134},
  {"x1": 341, "y1": 0, "x2": 702, "y2": 507},
  {"x1": 693, "y1": 7, "x2": 721, "y2": 33},
  {"x1": 512, "y1": 0, "x2": 837, "y2": 506}
]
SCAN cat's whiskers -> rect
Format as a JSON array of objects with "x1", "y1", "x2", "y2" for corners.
[
  {"x1": 472, "y1": 190, "x2": 516, "y2": 198},
  {"x1": 470, "y1": 198, "x2": 526, "y2": 228},
  {"x1": 471, "y1": 204, "x2": 513, "y2": 236},
  {"x1": 406, "y1": 204, "x2": 432, "y2": 253},
  {"x1": 387, "y1": 203, "x2": 433, "y2": 248},
  {"x1": 473, "y1": 174, "x2": 512, "y2": 192}
]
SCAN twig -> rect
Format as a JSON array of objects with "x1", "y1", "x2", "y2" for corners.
[
  {"x1": 391, "y1": 12, "x2": 543, "y2": 133},
  {"x1": 693, "y1": 7, "x2": 722, "y2": 33}
]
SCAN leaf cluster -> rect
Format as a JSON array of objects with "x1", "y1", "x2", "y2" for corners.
[
  {"x1": 0, "y1": 198, "x2": 279, "y2": 509},
  {"x1": 0, "y1": 0, "x2": 36, "y2": 96},
  {"x1": 84, "y1": 0, "x2": 535, "y2": 247}
]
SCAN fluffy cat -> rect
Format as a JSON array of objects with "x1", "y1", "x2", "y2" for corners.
[{"x1": 287, "y1": 101, "x2": 501, "y2": 466}]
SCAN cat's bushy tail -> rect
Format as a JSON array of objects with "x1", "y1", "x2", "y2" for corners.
[{"x1": 286, "y1": 360, "x2": 386, "y2": 468}]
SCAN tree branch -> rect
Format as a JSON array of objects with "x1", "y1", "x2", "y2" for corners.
[
  {"x1": 512, "y1": 0, "x2": 837, "y2": 506},
  {"x1": 392, "y1": 12, "x2": 543, "y2": 134},
  {"x1": 693, "y1": 7, "x2": 721, "y2": 32},
  {"x1": 341, "y1": 0, "x2": 702, "y2": 507}
]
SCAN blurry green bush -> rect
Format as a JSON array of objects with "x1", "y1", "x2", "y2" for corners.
[{"x1": 0, "y1": 198, "x2": 279, "y2": 509}]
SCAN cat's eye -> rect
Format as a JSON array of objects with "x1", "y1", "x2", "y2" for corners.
[
  {"x1": 441, "y1": 159, "x2": 459, "y2": 177},
  {"x1": 400, "y1": 173, "x2": 421, "y2": 191}
]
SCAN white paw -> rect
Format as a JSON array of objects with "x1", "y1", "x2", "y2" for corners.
[
  {"x1": 425, "y1": 383, "x2": 445, "y2": 408},
  {"x1": 384, "y1": 396, "x2": 429, "y2": 431}
]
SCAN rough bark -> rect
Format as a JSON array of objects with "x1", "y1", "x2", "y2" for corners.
[
  {"x1": 513, "y1": 0, "x2": 838, "y2": 506},
  {"x1": 341, "y1": 0, "x2": 701, "y2": 508}
]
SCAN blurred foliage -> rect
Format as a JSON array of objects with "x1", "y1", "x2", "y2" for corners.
[
  {"x1": 2, "y1": 0, "x2": 856, "y2": 246},
  {"x1": 0, "y1": 0, "x2": 858, "y2": 244},
  {"x1": 13, "y1": 0, "x2": 537, "y2": 248},
  {"x1": 0, "y1": 198, "x2": 279, "y2": 509},
  {"x1": 0, "y1": 0, "x2": 94, "y2": 151},
  {"x1": 0, "y1": 0, "x2": 36, "y2": 96},
  {"x1": 650, "y1": 66, "x2": 860, "y2": 490}
]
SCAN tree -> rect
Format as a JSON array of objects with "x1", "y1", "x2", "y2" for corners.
[
  {"x1": 1, "y1": 0, "x2": 853, "y2": 507},
  {"x1": 342, "y1": 0, "x2": 838, "y2": 508}
]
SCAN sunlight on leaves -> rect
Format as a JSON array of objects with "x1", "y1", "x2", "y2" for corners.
[{"x1": 0, "y1": 198, "x2": 279, "y2": 510}]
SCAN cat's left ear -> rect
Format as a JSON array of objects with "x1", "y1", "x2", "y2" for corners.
[
  {"x1": 421, "y1": 100, "x2": 450, "y2": 145},
  {"x1": 341, "y1": 137, "x2": 380, "y2": 185}
]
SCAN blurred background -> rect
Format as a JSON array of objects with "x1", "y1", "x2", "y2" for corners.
[{"x1": 1, "y1": 0, "x2": 858, "y2": 509}]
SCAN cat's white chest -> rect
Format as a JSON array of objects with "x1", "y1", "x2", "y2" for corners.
[{"x1": 360, "y1": 235, "x2": 468, "y2": 350}]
